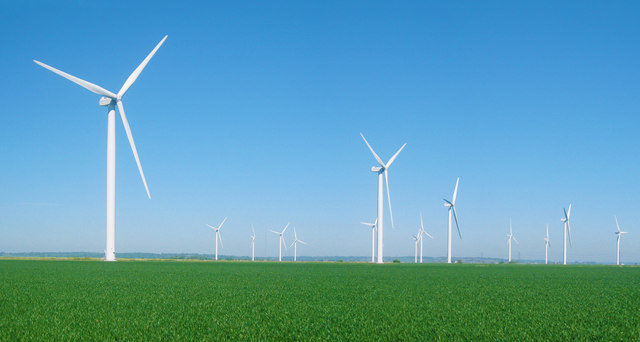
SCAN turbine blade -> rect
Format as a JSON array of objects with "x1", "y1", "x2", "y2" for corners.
[
  {"x1": 299, "y1": 240, "x2": 307, "y2": 245},
  {"x1": 452, "y1": 177, "x2": 460, "y2": 205},
  {"x1": 510, "y1": 218, "x2": 512, "y2": 235},
  {"x1": 567, "y1": 204, "x2": 571, "y2": 219},
  {"x1": 513, "y1": 236, "x2": 519, "y2": 244},
  {"x1": 252, "y1": 224, "x2": 256, "y2": 238},
  {"x1": 206, "y1": 224, "x2": 216, "y2": 230},
  {"x1": 34, "y1": 60, "x2": 117, "y2": 98},
  {"x1": 218, "y1": 217, "x2": 228, "y2": 230},
  {"x1": 118, "y1": 35, "x2": 168, "y2": 98},
  {"x1": 218, "y1": 232, "x2": 224, "y2": 249},
  {"x1": 282, "y1": 223, "x2": 289, "y2": 234},
  {"x1": 282, "y1": 236, "x2": 287, "y2": 249},
  {"x1": 452, "y1": 206, "x2": 461, "y2": 239},
  {"x1": 546, "y1": 224, "x2": 549, "y2": 238},
  {"x1": 116, "y1": 101, "x2": 150, "y2": 198},
  {"x1": 420, "y1": 212, "x2": 425, "y2": 231},
  {"x1": 360, "y1": 133, "x2": 386, "y2": 167},
  {"x1": 567, "y1": 221, "x2": 572, "y2": 247},
  {"x1": 385, "y1": 143, "x2": 406, "y2": 168},
  {"x1": 360, "y1": 222, "x2": 374, "y2": 227},
  {"x1": 615, "y1": 216, "x2": 621, "y2": 232},
  {"x1": 290, "y1": 240, "x2": 295, "y2": 249},
  {"x1": 294, "y1": 227, "x2": 297, "y2": 240},
  {"x1": 384, "y1": 170, "x2": 395, "y2": 229},
  {"x1": 269, "y1": 230, "x2": 280, "y2": 235}
]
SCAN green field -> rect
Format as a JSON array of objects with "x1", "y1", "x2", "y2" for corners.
[{"x1": 1, "y1": 260, "x2": 638, "y2": 340}]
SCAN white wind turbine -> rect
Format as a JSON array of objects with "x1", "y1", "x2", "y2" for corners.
[
  {"x1": 206, "y1": 217, "x2": 228, "y2": 261},
  {"x1": 360, "y1": 133, "x2": 406, "y2": 264},
  {"x1": 290, "y1": 227, "x2": 307, "y2": 262},
  {"x1": 507, "y1": 218, "x2": 519, "y2": 263},
  {"x1": 360, "y1": 219, "x2": 377, "y2": 263},
  {"x1": 614, "y1": 216, "x2": 629, "y2": 265},
  {"x1": 443, "y1": 178, "x2": 461, "y2": 263},
  {"x1": 412, "y1": 233, "x2": 419, "y2": 263},
  {"x1": 34, "y1": 36, "x2": 167, "y2": 262},
  {"x1": 561, "y1": 204, "x2": 572, "y2": 265},
  {"x1": 419, "y1": 212, "x2": 433, "y2": 263},
  {"x1": 544, "y1": 224, "x2": 550, "y2": 264},
  {"x1": 251, "y1": 225, "x2": 256, "y2": 262},
  {"x1": 270, "y1": 223, "x2": 289, "y2": 262}
]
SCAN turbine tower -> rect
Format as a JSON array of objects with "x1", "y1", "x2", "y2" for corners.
[
  {"x1": 289, "y1": 227, "x2": 307, "y2": 262},
  {"x1": 206, "y1": 217, "x2": 227, "y2": 261},
  {"x1": 419, "y1": 212, "x2": 433, "y2": 263},
  {"x1": 360, "y1": 133, "x2": 406, "y2": 264},
  {"x1": 561, "y1": 204, "x2": 572, "y2": 265},
  {"x1": 507, "y1": 218, "x2": 519, "y2": 263},
  {"x1": 443, "y1": 178, "x2": 461, "y2": 263},
  {"x1": 270, "y1": 223, "x2": 289, "y2": 262},
  {"x1": 251, "y1": 225, "x2": 256, "y2": 262},
  {"x1": 360, "y1": 219, "x2": 377, "y2": 263},
  {"x1": 614, "y1": 216, "x2": 628, "y2": 265},
  {"x1": 544, "y1": 224, "x2": 550, "y2": 264},
  {"x1": 34, "y1": 36, "x2": 167, "y2": 261},
  {"x1": 412, "y1": 234, "x2": 419, "y2": 263}
]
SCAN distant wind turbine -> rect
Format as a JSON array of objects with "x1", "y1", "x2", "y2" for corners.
[
  {"x1": 507, "y1": 218, "x2": 519, "y2": 263},
  {"x1": 206, "y1": 217, "x2": 227, "y2": 261},
  {"x1": 251, "y1": 225, "x2": 256, "y2": 262},
  {"x1": 289, "y1": 227, "x2": 307, "y2": 262},
  {"x1": 34, "y1": 36, "x2": 168, "y2": 261},
  {"x1": 614, "y1": 216, "x2": 628, "y2": 265},
  {"x1": 544, "y1": 224, "x2": 550, "y2": 264},
  {"x1": 443, "y1": 178, "x2": 461, "y2": 263},
  {"x1": 561, "y1": 204, "x2": 572, "y2": 265},
  {"x1": 360, "y1": 133, "x2": 406, "y2": 264},
  {"x1": 360, "y1": 219, "x2": 377, "y2": 263},
  {"x1": 270, "y1": 223, "x2": 289, "y2": 262},
  {"x1": 419, "y1": 212, "x2": 433, "y2": 263}
]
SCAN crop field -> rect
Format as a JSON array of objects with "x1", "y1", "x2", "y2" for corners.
[{"x1": 0, "y1": 260, "x2": 639, "y2": 340}]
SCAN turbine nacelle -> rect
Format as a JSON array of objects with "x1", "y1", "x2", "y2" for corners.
[
  {"x1": 371, "y1": 166, "x2": 383, "y2": 172},
  {"x1": 99, "y1": 96, "x2": 113, "y2": 106}
]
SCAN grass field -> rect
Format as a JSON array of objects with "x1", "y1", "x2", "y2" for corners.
[{"x1": 1, "y1": 260, "x2": 639, "y2": 340}]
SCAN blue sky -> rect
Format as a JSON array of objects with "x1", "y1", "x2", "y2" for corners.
[{"x1": 1, "y1": 1, "x2": 639, "y2": 263}]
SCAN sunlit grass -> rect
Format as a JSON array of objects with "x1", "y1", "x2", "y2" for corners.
[{"x1": 1, "y1": 260, "x2": 638, "y2": 340}]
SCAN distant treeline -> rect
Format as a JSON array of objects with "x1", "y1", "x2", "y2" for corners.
[{"x1": 0, "y1": 252, "x2": 615, "y2": 264}]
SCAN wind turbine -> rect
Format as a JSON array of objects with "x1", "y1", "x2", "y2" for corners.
[
  {"x1": 443, "y1": 178, "x2": 461, "y2": 263},
  {"x1": 419, "y1": 212, "x2": 433, "y2": 263},
  {"x1": 206, "y1": 217, "x2": 227, "y2": 261},
  {"x1": 289, "y1": 227, "x2": 307, "y2": 262},
  {"x1": 412, "y1": 234, "x2": 419, "y2": 263},
  {"x1": 544, "y1": 224, "x2": 550, "y2": 264},
  {"x1": 507, "y1": 218, "x2": 519, "y2": 263},
  {"x1": 614, "y1": 216, "x2": 629, "y2": 265},
  {"x1": 251, "y1": 225, "x2": 256, "y2": 262},
  {"x1": 360, "y1": 133, "x2": 406, "y2": 264},
  {"x1": 360, "y1": 219, "x2": 377, "y2": 263},
  {"x1": 34, "y1": 36, "x2": 168, "y2": 262},
  {"x1": 561, "y1": 204, "x2": 572, "y2": 265},
  {"x1": 270, "y1": 223, "x2": 289, "y2": 262}
]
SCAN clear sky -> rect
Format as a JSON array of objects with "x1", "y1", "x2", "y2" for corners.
[{"x1": 1, "y1": 1, "x2": 639, "y2": 263}]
